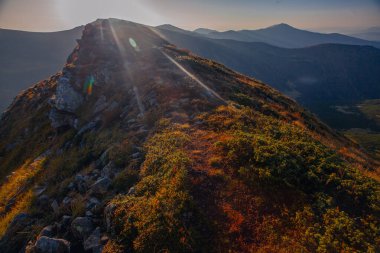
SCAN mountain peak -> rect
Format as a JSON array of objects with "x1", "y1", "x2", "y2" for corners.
[
  {"x1": 156, "y1": 24, "x2": 188, "y2": 33},
  {"x1": 194, "y1": 28, "x2": 218, "y2": 34},
  {"x1": 266, "y1": 23, "x2": 296, "y2": 30}
]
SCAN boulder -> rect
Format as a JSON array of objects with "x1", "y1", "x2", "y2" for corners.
[
  {"x1": 71, "y1": 217, "x2": 94, "y2": 239},
  {"x1": 83, "y1": 227, "x2": 101, "y2": 251},
  {"x1": 62, "y1": 197, "x2": 72, "y2": 207},
  {"x1": 86, "y1": 197, "x2": 101, "y2": 211},
  {"x1": 95, "y1": 148, "x2": 111, "y2": 168},
  {"x1": 104, "y1": 204, "x2": 116, "y2": 232},
  {"x1": 77, "y1": 121, "x2": 99, "y2": 136},
  {"x1": 75, "y1": 174, "x2": 87, "y2": 193},
  {"x1": 34, "y1": 186, "x2": 46, "y2": 197},
  {"x1": 90, "y1": 177, "x2": 111, "y2": 195},
  {"x1": 101, "y1": 162, "x2": 116, "y2": 178},
  {"x1": 61, "y1": 216, "x2": 72, "y2": 228},
  {"x1": 27, "y1": 236, "x2": 70, "y2": 253},
  {"x1": 127, "y1": 186, "x2": 136, "y2": 196},
  {"x1": 93, "y1": 95, "x2": 108, "y2": 114},
  {"x1": 49, "y1": 109, "x2": 77, "y2": 129},
  {"x1": 131, "y1": 152, "x2": 141, "y2": 159},
  {"x1": 52, "y1": 76, "x2": 84, "y2": 113},
  {"x1": 38, "y1": 225, "x2": 55, "y2": 239},
  {"x1": 51, "y1": 200, "x2": 59, "y2": 214}
]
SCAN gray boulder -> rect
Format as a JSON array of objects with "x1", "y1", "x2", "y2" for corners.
[
  {"x1": 52, "y1": 76, "x2": 84, "y2": 113},
  {"x1": 49, "y1": 109, "x2": 77, "y2": 129},
  {"x1": 38, "y1": 225, "x2": 55, "y2": 239},
  {"x1": 83, "y1": 227, "x2": 101, "y2": 251},
  {"x1": 71, "y1": 217, "x2": 93, "y2": 239},
  {"x1": 27, "y1": 236, "x2": 70, "y2": 253},
  {"x1": 90, "y1": 177, "x2": 111, "y2": 195},
  {"x1": 86, "y1": 197, "x2": 101, "y2": 211},
  {"x1": 104, "y1": 204, "x2": 116, "y2": 232},
  {"x1": 93, "y1": 95, "x2": 108, "y2": 114},
  {"x1": 101, "y1": 162, "x2": 116, "y2": 178},
  {"x1": 77, "y1": 121, "x2": 99, "y2": 136}
]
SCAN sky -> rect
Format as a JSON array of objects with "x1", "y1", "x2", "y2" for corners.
[{"x1": 0, "y1": 0, "x2": 379, "y2": 33}]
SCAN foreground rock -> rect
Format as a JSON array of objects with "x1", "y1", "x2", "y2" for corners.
[
  {"x1": 26, "y1": 236, "x2": 70, "y2": 253},
  {"x1": 71, "y1": 217, "x2": 94, "y2": 239}
]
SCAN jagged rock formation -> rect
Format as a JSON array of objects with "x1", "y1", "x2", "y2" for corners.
[{"x1": 0, "y1": 19, "x2": 379, "y2": 253}]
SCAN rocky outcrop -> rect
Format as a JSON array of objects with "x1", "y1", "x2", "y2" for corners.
[
  {"x1": 51, "y1": 76, "x2": 83, "y2": 113},
  {"x1": 48, "y1": 75, "x2": 83, "y2": 129}
]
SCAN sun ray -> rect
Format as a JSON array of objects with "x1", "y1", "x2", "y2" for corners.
[
  {"x1": 108, "y1": 22, "x2": 145, "y2": 116},
  {"x1": 160, "y1": 50, "x2": 226, "y2": 104}
]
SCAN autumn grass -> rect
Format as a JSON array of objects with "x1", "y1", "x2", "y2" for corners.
[
  {"x1": 0, "y1": 190, "x2": 33, "y2": 237},
  {"x1": 345, "y1": 128, "x2": 380, "y2": 160},
  {"x1": 0, "y1": 157, "x2": 46, "y2": 237}
]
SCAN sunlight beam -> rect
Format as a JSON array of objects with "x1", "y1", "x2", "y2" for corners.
[{"x1": 161, "y1": 51, "x2": 226, "y2": 104}]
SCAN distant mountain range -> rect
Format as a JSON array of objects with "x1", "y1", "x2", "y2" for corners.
[
  {"x1": 0, "y1": 27, "x2": 83, "y2": 112},
  {"x1": 157, "y1": 26, "x2": 380, "y2": 131},
  {"x1": 189, "y1": 23, "x2": 380, "y2": 48}
]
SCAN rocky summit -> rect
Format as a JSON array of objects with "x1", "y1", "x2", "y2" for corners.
[{"x1": 0, "y1": 19, "x2": 379, "y2": 253}]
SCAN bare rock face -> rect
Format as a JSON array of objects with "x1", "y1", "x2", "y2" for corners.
[
  {"x1": 48, "y1": 75, "x2": 84, "y2": 129},
  {"x1": 51, "y1": 76, "x2": 84, "y2": 113},
  {"x1": 26, "y1": 236, "x2": 70, "y2": 253}
]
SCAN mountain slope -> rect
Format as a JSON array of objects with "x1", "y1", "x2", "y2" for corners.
[
  {"x1": 0, "y1": 27, "x2": 84, "y2": 112},
  {"x1": 157, "y1": 27, "x2": 380, "y2": 131},
  {"x1": 197, "y1": 23, "x2": 380, "y2": 48},
  {"x1": 0, "y1": 19, "x2": 379, "y2": 253}
]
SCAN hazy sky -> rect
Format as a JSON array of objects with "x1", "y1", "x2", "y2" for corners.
[{"x1": 0, "y1": 0, "x2": 379, "y2": 33}]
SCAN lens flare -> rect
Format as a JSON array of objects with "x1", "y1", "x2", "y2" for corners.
[
  {"x1": 129, "y1": 38, "x2": 140, "y2": 51},
  {"x1": 83, "y1": 75, "x2": 95, "y2": 95}
]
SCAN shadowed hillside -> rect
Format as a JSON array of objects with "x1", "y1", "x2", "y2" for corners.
[
  {"x1": 157, "y1": 27, "x2": 380, "y2": 131},
  {"x1": 0, "y1": 27, "x2": 84, "y2": 112}
]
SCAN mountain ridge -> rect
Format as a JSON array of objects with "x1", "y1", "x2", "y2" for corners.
[
  {"x1": 189, "y1": 23, "x2": 380, "y2": 48},
  {"x1": 0, "y1": 18, "x2": 379, "y2": 252}
]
